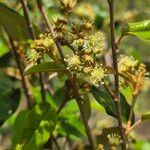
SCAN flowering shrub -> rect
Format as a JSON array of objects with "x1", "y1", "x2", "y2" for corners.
[{"x1": 0, "y1": 0, "x2": 150, "y2": 150}]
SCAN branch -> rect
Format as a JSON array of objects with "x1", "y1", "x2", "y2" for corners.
[
  {"x1": 9, "y1": 37, "x2": 33, "y2": 109},
  {"x1": 20, "y1": 0, "x2": 35, "y2": 39},
  {"x1": 21, "y1": 0, "x2": 46, "y2": 102},
  {"x1": 116, "y1": 34, "x2": 126, "y2": 48},
  {"x1": 125, "y1": 94, "x2": 137, "y2": 135},
  {"x1": 71, "y1": 77, "x2": 96, "y2": 150},
  {"x1": 128, "y1": 119, "x2": 141, "y2": 133},
  {"x1": 107, "y1": 0, "x2": 126, "y2": 149}
]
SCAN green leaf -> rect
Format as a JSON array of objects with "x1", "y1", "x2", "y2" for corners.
[
  {"x1": 56, "y1": 114, "x2": 86, "y2": 141},
  {"x1": 0, "y1": 89, "x2": 20, "y2": 120},
  {"x1": 91, "y1": 86, "x2": 133, "y2": 123},
  {"x1": 24, "y1": 62, "x2": 65, "y2": 75},
  {"x1": 12, "y1": 103, "x2": 57, "y2": 150},
  {"x1": 0, "y1": 72, "x2": 20, "y2": 125},
  {"x1": 131, "y1": 140, "x2": 150, "y2": 150},
  {"x1": 141, "y1": 111, "x2": 150, "y2": 121},
  {"x1": 61, "y1": 100, "x2": 79, "y2": 114},
  {"x1": 122, "y1": 20, "x2": 150, "y2": 40},
  {"x1": 0, "y1": 39, "x2": 8, "y2": 57},
  {"x1": 0, "y1": 2, "x2": 40, "y2": 41}
]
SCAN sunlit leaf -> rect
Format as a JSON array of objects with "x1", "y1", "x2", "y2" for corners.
[
  {"x1": 141, "y1": 111, "x2": 150, "y2": 121},
  {"x1": 12, "y1": 103, "x2": 57, "y2": 150},
  {"x1": 122, "y1": 20, "x2": 150, "y2": 40},
  {"x1": 91, "y1": 86, "x2": 134, "y2": 123},
  {"x1": 0, "y1": 39, "x2": 8, "y2": 57}
]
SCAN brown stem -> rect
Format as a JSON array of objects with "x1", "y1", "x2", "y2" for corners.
[
  {"x1": 9, "y1": 37, "x2": 33, "y2": 109},
  {"x1": 20, "y1": 0, "x2": 35, "y2": 39},
  {"x1": 21, "y1": 0, "x2": 46, "y2": 102},
  {"x1": 71, "y1": 78, "x2": 96, "y2": 150},
  {"x1": 107, "y1": 0, "x2": 126, "y2": 149},
  {"x1": 116, "y1": 34, "x2": 125, "y2": 48},
  {"x1": 125, "y1": 94, "x2": 137, "y2": 135}
]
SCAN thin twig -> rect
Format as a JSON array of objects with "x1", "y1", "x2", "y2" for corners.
[
  {"x1": 71, "y1": 77, "x2": 96, "y2": 150},
  {"x1": 9, "y1": 37, "x2": 33, "y2": 109},
  {"x1": 128, "y1": 119, "x2": 141, "y2": 133},
  {"x1": 107, "y1": 0, "x2": 126, "y2": 149},
  {"x1": 20, "y1": 0, "x2": 35, "y2": 39},
  {"x1": 125, "y1": 94, "x2": 137, "y2": 135},
  {"x1": 21, "y1": 0, "x2": 46, "y2": 102},
  {"x1": 116, "y1": 34, "x2": 125, "y2": 48},
  {"x1": 125, "y1": 73, "x2": 142, "y2": 134}
]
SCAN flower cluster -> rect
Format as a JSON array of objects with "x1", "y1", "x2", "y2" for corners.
[
  {"x1": 83, "y1": 32, "x2": 105, "y2": 55},
  {"x1": 65, "y1": 54, "x2": 81, "y2": 71},
  {"x1": 65, "y1": 32, "x2": 106, "y2": 87},
  {"x1": 97, "y1": 144, "x2": 104, "y2": 150},
  {"x1": 118, "y1": 55, "x2": 138, "y2": 73},
  {"x1": 54, "y1": 15, "x2": 106, "y2": 87},
  {"x1": 60, "y1": 0, "x2": 77, "y2": 13},
  {"x1": 118, "y1": 55, "x2": 147, "y2": 94},
  {"x1": 89, "y1": 66, "x2": 105, "y2": 86},
  {"x1": 29, "y1": 33, "x2": 54, "y2": 63},
  {"x1": 74, "y1": 2, "x2": 95, "y2": 20},
  {"x1": 107, "y1": 133, "x2": 123, "y2": 147}
]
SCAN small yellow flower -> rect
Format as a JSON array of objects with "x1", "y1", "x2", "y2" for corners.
[
  {"x1": 29, "y1": 33, "x2": 54, "y2": 63},
  {"x1": 71, "y1": 38, "x2": 84, "y2": 50},
  {"x1": 83, "y1": 67, "x2": 92, "y2": 73},
  {"x1": 65, "y1": 55, "x2": 81, "y2": 71},
  {"x1": 83, "y1": 32, "x2": 105, "y2": 55},
  {"x1": 107, "y1": 133, "x2": 123, "y2": 146},
  {"x1": 118, "y1": 55, "x2": 138, "y2": 73},
  {"x1": 74, "y1": 2, "x2": 95, "y2": 20},
  {"x1": 83, "y1": 55, "x2": 94, "y2": 63},
  {"x1": 89, "y1": 66, "x2": 105, "y2": 86},
  {"x1": 42, "y1": 37, "x2": 54, "y2": 48},
  {"x1": 97, "y1": 144, "x2": 104, "y2": 150},
  {"x1": 60, "y1": 0, "x2": 77, "y2": 10}
]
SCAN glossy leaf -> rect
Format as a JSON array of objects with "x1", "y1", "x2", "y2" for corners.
[
  {"x1": 24, "y1": 62, "x2": 65, "y2": 75},
  {"x1": 122, "y1": 20, "x2": 150, "y2": 40},
  {"x1": 12, "y1": 103, "x2": 57, "y2": 150},
  {"x1": 91, "y1": 86, "x2": 133, "y2": 123},
  {"x1": 0, "y1": 2, "x2": 39, "y2": 41},
  {"x1": 0, "y1": 72, "x2": 20, "y2": 125},
  {"x1": 141, "y1": 111, "x2": 150, "y2": 121}
]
